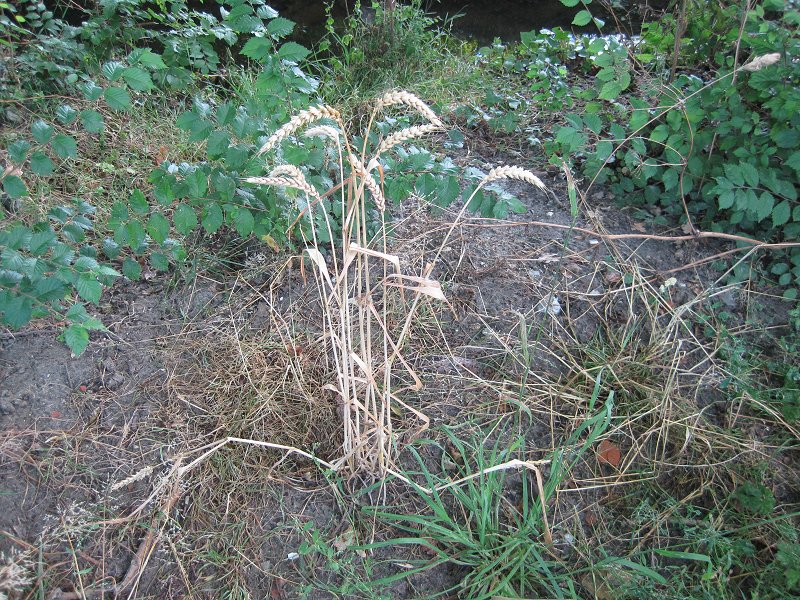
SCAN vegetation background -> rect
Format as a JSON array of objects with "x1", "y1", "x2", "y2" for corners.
[{"x1": 0, "y1": 0, "x2": 798, "y2": 598}]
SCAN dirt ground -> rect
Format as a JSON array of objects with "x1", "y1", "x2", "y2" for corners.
[{"x1": 1, "y1": 150, "x2": 795, "y2": 598}]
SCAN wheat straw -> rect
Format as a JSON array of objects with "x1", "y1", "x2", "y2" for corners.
[
  {"x1": 375, "y1": 91, "x2": 444, "y2": 128},
  {"x1": 741, "y1": 52, "x2": 781, "y2": 72},
  {"x1": 256, "y1": 105, "x2": 343, "y2": 156}
]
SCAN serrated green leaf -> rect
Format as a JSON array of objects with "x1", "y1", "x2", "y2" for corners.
[
  {"x1": 76, "y1": 274, "x2": 102, "y2": 304},
  {"x1": 80, "y1": 80, "x2": 104, "y2": 101},
  {"x1": 63, "y1": 324, "x2": 90, "y2": 356},
  {"x1": 55, "y1": 104, "x2": 78, "y2": 125},
  {"x1": 80, "y1": 109, "x2": 104, "y2": 134},
  {"x1": 217, "y1": 103, "x2": 236, "y2": 126},
  {"x1": 102, "y1": 238, "x2": 121, "y2": 259},
  {"x1": 2, "y1": 175, "x2": 27, "y2": 199},
  {"x1": 31, "y1": 119, "x2": 54, "y2": 144},
  {"x1": 66, "y1": 302, "x2": 89, "y2": 323},
  {"x1": 572, "y1": 9, "x2": 592, "y2": 26},
  {"x1": 173, "y1": 204, "x2": 198, "y2": 235},
  {"x1": 132, "y1": 49, "x2": 167, "y2": 69},
  {"x1": 202, "y1": 202, "x2": 224, "y2": 233},
  {"x1": 186, "y1": 169, "x2": 208, "y2": 198},
  {"x1": 234, "y1": 207, "x2": 255, "y2": 237},
  {"x1": 149, "y1": 252, "x2": 169, "y2": 271},
  {"x1": 28, "y1": 230, "x2": 56, "y2": 254},
  {"x1": 126, "y1": 219, "x2": 147, "y2": 251},
  {"x1": 786, "y1": 151, "x2": 800, "y2": 174},
  {"x1": 740, "y1": 162, "x2": 759, "y2": 188},
  {"x1": 8, "y1": 140, "x2": 31, "y2": 163},
  {"x1": 104, "y1": 86, "x2": 131, "y2": 111},
  {"x1": 122, "y1": 258, "x2": 142, "y2": 280},
  {"x1": 267, "y1": 16, "x2": 294, "y2": 37},
  {"x1": 278, "y1": 41, "x2": 310, "y2": 62},
  {"x1": 129, "y1": 189, "x2": 149, "y2": 215},
  {"x1": 0, "y1": 294, "x2": 32, "y2": 329},
  {"x1": 29, "y1": 151, "x2": 55, "y2": 176},
  {"x1": 147, "y1": 213, "x2": 171, "y2": 244},
  {"x1": 241, "y1": 36, "x2": 274, "y2": 62},
  {"x1": 122, "y1": 66, "x2": 153, "y2": 91},
  {"x1": 51, "y1": 134, "x2": 78, "y2": 159},
  {"x1": 773, "y1": 200, "x2": 791, "y2": 227},
  {"x1": 102, "y1": 60, "x2": 125, "y2": 81},
  {"x1": 34, "y1": 277, "x2": 66, "y2": 301},
  {"x1": 718, "y1": 189, "x2": 735, "y2": 210},
  {"x1": 206, "y1": 130, "x2": 230, "y2": 159},
  {"x1": 598, "y1": 80, "x2": 623, "y2": 100},
  {"x1": 755, "y1": 191, "x2": 774, "y2": 222}
]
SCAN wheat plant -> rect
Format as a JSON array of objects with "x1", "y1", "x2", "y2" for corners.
[{"x1": 247, "y1": 91, "x2": 547, "y2": 477}]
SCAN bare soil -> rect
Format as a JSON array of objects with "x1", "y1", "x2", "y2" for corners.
[{"x1": 1, "y1": 155, "x2": 795, "y2": 599}]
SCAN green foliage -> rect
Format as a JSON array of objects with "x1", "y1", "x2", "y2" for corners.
[
  {"x1": 1, "y1": 0, "x2": 318, "y2": 354},
  {"x1": 532, "y1": 1, "x2": 800, "y2": 296},
  {"x1": 0, "y1": 201, "x2": 112, "y2": 355},
  {"x1": 363, "y1": 378, "x2": 614, "y2": 599},
  {"x1": 316, "y1": 0, "x2": 467, "y2": 109},
  {"x1": 732, "y1": 481, "x2": 776, "y2": 515}
]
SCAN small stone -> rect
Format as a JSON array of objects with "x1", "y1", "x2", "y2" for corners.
[{"x1": 105, "y1": 373, "x2": 125, "y2": 391}]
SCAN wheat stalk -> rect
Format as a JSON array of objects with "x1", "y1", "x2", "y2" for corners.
[
  {"x1": 256, "y1": 105, "x2": 344, "y2": 156},
  {"x1": 245, "y1": 166, "x2": 320, "y2": 200},
  {"x1": 375, "y1": 90, "x2": 444, "y2": 128}
]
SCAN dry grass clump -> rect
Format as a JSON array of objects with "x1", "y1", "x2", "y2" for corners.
[{"x1": 166, "y1": 321, "x2": 341, "y2": 464}]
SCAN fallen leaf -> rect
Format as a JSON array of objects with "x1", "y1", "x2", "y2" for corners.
[
  {"x1": 50, "y1": 410, "x2": 62, "y2": 418},
  {"x1": 632, "y1": 221, "x2": 647, "y2": 233},
  {"x1": 597, "y1": 439, "x2": 621, "y2": 467},
  {"x1": 285, "y1": 344, "x2": 303, "y2": 357},
  {"x1": 154, "y1": 145, "x2": 168, "y2": 165}
]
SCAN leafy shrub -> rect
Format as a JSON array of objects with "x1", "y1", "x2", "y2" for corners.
[
  {"x1": 0, "y1": 0, "x2": 317, "y2": 353},
  {"x1": 536, "y1": 0, "x2": 800, "y2": 297}
]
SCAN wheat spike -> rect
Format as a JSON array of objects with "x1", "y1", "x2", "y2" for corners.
[
  {"x1": 741, "y1": 53, "x2": 781, "y2": 72},
  {"x1": 349, "y1": 154, "x2": 386, "y2": 211},
  {"x1": 244, "y1": 175, "x2": 320, "y2": 200},
  {"x1": 375, "y1": 91, "x2": 444, "y2": 128},
  {"x1": 304, "y1": 125, "x2": 342, "y2": 142},
  {"x1": 376, "y1": 123, "x2": 443, "y2": 155},
  {"x1": 256, "y1": 105, "x2": 343, "y2": 156},
  {"x1": 483, "y1": 165, "x2": 548, "y2": 191}
]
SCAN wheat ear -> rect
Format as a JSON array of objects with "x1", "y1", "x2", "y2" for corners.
[
  {"x1": 244, "y1": 174, "x2": 321, "y2": 200},
  {"x1": 375, "y1": 91, "x2": 444, "y2": 128},
  {"x1": 376, "y1": 123, "x2": 444, "y2": 156},
  {"x1": 256, "y1": 105, "x2": 343, "y2": 156},
  {"x1": 483, "y1": 165, "x2": 548, "y2": 191},
  {"x1": 304, "y1": 125, "x2": 342, "y2": 142},
  {"x1": 348, "y1": 154, "x2": 386, "y2": 211}
]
